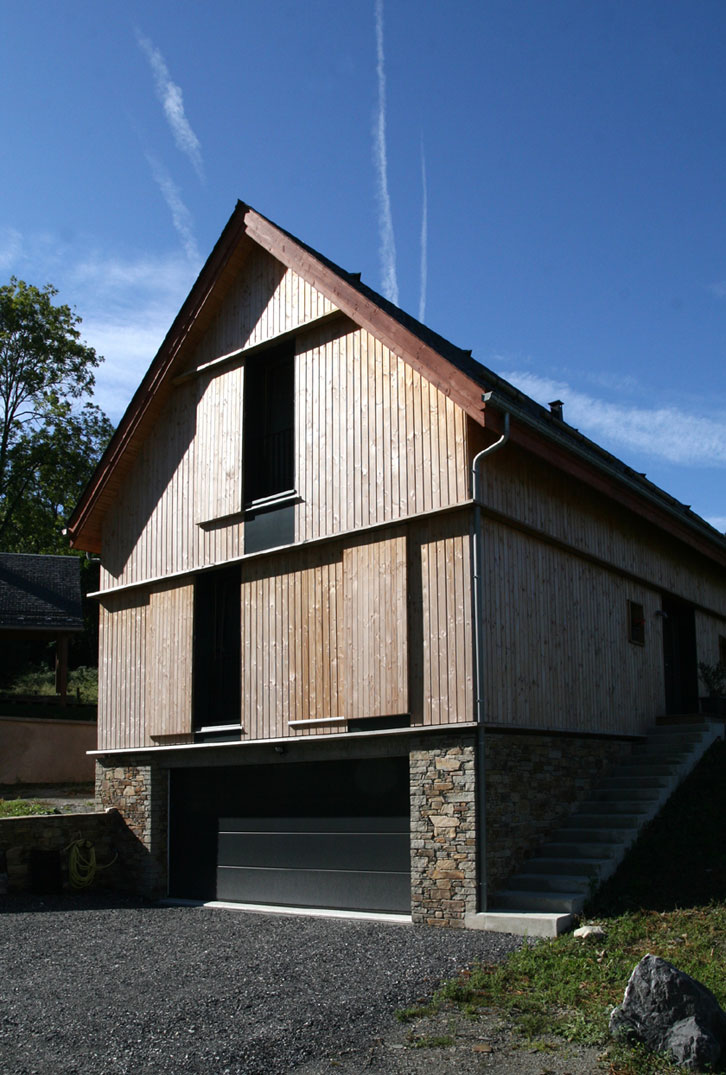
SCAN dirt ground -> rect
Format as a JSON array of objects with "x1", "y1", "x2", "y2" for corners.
[{"x1": 296, "y1": 1004, "x2": 607, "y2": 1074}]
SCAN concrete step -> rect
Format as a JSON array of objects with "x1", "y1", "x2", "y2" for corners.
[
  {"x1": 603, "y1": 775, "x2": 669, "y2": 789},
  {"x1": 566, "y1": 812, "x2": 644, "y2": 829},
  {"x1": 466, "y1": 910, "x2": 575, "y2": 938},
  {"x1": 610, "y1": 762, "x2": 680, "y2": 779},
  {"x1": 551, "y1": 825, "x2": 636, "y2": 843},
  {"x1": 507, "y1": 872, "x2": 593, "y2": 894},
  {"x1": 588, "y1": 785, "x2": 663, "y2": 802},
  {"x1": 580, "y1": 795, "x2": 653, "y2": 808},
  {"x1": 538, "y1": 841, "x2": 622, "y2": 860},
  {"x1": 525, "y1": 856, "x2": 606, "y2": 876},
  {"x1": 492, "y1": 888, "x2": 586, "y2": 914}
]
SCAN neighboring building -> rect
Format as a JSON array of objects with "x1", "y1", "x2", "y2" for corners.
[
  {"x1": 66, "y1": 202, "x2": 726, "y2": 926},
  {"x1": 0, "y1": 553, "x2": 84, "y2": 700},
  {"x1": 0, "y1": 553, "x2": 95, "y2": 784}
]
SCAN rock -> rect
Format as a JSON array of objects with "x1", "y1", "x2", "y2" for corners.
[
  {"x1": 610, "y1": 954, "x2": 726, "y2": 1070},
  {"x1": 573, "y1": 925, "x2": 606, "y2": 940}
]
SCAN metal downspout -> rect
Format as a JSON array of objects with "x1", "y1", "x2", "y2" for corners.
[{"x1": 471, "y1": 399, "x2": 510, "y2": 912}]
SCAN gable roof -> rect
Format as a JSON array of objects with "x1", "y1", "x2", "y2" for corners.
[
  {"x1": 67, "y1": 200, "x2": 726, "y2": 569},
  {"x1": 0, "y1": 553, "x2": 83, "y2": 633}
]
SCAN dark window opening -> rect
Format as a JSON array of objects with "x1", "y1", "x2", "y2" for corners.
[
  {"x1": 243, "y1": 344, "x2": 294, "y2": 504},
  {"x1": 719, "y1": 636, "x2": 726, "y2": 666},
  {"x1": 193, "y1": 565, "x2": 241, "y2": 732},
  {"x1": 628, "y1": 600, "x2": 645, "y2": 646}
]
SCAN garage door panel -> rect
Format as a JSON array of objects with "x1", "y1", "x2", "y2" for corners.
[
  {"x1": 218, "y1": 820, "x2": 409, "y2": 873},
  {"x1": 216, "y1": 865, "x2": 410, "y2": 912}
]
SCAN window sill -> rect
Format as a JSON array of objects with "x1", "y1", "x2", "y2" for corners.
[
  {"x1": 244, "y1": 490, "x2": 300, "y2": 514},
  {"x1": 197, "y1": 492, "x2": 301, "y2": 530}
]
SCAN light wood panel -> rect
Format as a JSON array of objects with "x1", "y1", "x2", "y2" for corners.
[
  {"x1": 187, "y1": 245, "x2": 338, "y2": 368},
  {"x1": 413, "y1": 516, "x2": 474, "y2": 727},
  {"x1": 146, "y1": 582, "x2": 194, "y2": 738},
  {"x1": 343, "y1": 532, "x2": 408, "y2": 719},
  {"x1": 97, "y1": 591, "x2": 149, "y2": 750},
  {"x1": 479, "y1": 518, "x2": 664, "y2": 735},
  {"x1": 473, "y1": 436, "x2": 726, "y2": 618},
  {"x1": 295, "y1": 324, "x2": 469, "y2": 543},
  {"x1": 194, "y1": 365, "x2": 244, "y2": 523},
  {"x1": 241, "y1": 546, "x2": 345, "y2": 739}
]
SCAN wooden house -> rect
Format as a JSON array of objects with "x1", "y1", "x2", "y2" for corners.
[{"x1": 67, "y1": 202, "x2": 726, "y2": 927}]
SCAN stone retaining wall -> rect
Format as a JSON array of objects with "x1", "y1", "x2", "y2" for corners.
[{"x1": 0, "y1": 810, "x2": 124, "y2": 894}]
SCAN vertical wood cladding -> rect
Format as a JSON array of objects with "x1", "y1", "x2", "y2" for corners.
[
  {"x1": 99, "y1": 254, "x2": 469, "y2": 591},
  {"x1": 474, "y1": 436, "x2": 726, "y2": 615},
  {"x1": 240, "y1": 544, "x2": 345, "y2": 739},
  {"x1": 343, "y1": 532, "x2": 408, "y2": 719},
  {"x1": 194, "y1": 365, "x2": 244, "y2": 523},
  {"x1": 480, "y1": 519, "x2": 664, "y2": 734},
  {"x1": 97, "y1": 591, "x2": 149, "y2": 751},
  {"x1": 146, "y1": 582, "x2": 194, "y2": 738},
  {"x1": 98, "y1": 516, "x2": 474, "y2": 750},
  {"x1": 295, "y1": 326, "x2": 469, "y2": 543}
]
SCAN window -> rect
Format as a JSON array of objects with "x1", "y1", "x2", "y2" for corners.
[
  {"x1": 719, "y1": 636, "x2": 726, "y2": 665},
  {"x1": 193, "y1": 565, "x2": 241, "y2": 736},
  {"x1": 243, "y1": 343, "x2": 294, "y2": 505},
  {"x1": 628, "y1": 600, "x2": 645, "y2": 646}
]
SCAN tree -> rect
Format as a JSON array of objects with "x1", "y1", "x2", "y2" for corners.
[{"x1": 0, "y1": 277, "x2": 114, "y2": 553}]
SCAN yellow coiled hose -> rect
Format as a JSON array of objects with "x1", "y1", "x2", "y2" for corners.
[{"x1": 65, "y1": 838, "x2": 117, "y2": 889}]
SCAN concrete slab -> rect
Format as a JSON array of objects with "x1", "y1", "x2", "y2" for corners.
[{"x1": 465, "y1": 910, "x2": 575, "y2": 938}]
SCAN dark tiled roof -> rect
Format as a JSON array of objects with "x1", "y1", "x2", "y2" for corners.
[{"x1": 0, "y1": 554, "x2": 84, "y2": 632}]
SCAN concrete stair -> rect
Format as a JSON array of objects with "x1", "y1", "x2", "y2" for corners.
[{"x1": 469, "y1": 720, "x2": 723, "y2": 937}]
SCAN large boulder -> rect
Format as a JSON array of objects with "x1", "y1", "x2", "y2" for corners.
[{"x1": 610, "y1": 954, "x2": 726, "y2": 1070}]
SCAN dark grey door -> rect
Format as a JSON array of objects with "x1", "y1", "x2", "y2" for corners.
[
  {"x1": 217, "y1": 816, "x2": 410, "y2": 912},
  {"x1": 168, "y1": 756, "x2": 410, "y2": 912}
]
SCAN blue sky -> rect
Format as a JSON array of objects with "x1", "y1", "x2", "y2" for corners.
[{"x1": 2, "y1": 0, "x2": 726, "y2": 529}]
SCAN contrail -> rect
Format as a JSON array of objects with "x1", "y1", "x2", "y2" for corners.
[
  {"x1": 146, "y1": 155, "x2": 200, "y2": 263},
  {"x1": 373, "y1": 0, "x2": 398, "y2": 306},
  {"x1": 137, "y1": 30, "x2": 205, "y2": 182},
  {"x1": 419, "y1": 138, "x2": 428, "y2": 323}
]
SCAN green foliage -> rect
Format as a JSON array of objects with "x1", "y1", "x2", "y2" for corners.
[
  {"x1": 0, "y1": 277, "x2": 113, "y2": 553},
  {"x1": 0, "y1": 798, "x2": 52, "y2": 817},
  {"x1": 699, "y1": 660, "x2": 726, "y2": 697},
  {"x1": 1, "y1": 662, "x2": 97, "y2": 703}
]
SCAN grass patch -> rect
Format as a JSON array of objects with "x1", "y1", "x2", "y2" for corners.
[
  {"x1": 408, "y1": 1034, "x2": 455, "y2": 1049},
  {"x1": 0, "y1": 798, "x2": 55, "y2": 817},
  {"x1": 417, "y1": 740, "x2": 726, "y2": 1074}
]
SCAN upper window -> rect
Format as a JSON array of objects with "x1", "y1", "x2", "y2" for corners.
[
  {"x1": 243, "y1": 343, "x2": 295, "y2": 505},
  {"x1": 628, "y1": 600, "x2": 645, "y2": 646}
]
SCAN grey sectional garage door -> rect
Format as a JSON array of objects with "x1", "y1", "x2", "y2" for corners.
[
  {"x1": 217, "y1": 816, "x2": 410, "y2": 912},
  {"x1": 168, "y1": 757, "x2": 410, "y2": 913}
]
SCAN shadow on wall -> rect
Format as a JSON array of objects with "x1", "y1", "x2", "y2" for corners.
[{"x1": 0, "y1": 809, "x2": 158, "y2": 898}]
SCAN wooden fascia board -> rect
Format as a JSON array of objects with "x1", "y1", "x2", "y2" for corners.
[
  {"x1": 67, "y1": 206, "x2": 252, "y2": 552},
  {"x1": 243, "y1": 210, "x2": 489, "y2": 429},
  {"x1": 508, "y1": 420, "x2": 726, "y2": 569}
]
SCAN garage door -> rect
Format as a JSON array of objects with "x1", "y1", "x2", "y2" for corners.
[
  {"x1": 217, "y1": 816, "x2": 409, "y2": 912},
  {"x1": 169, "y1": 756, "x2": 410, "y2": 914}
]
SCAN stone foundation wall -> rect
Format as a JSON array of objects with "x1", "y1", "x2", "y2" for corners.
[
  {"x1": 0, "y1": 810, "x2": 124, "y2": 894},
  {"x1": 95, "y1": 758, "x2": 168, "y2": 898},
  {"x1": 485, "y1": 730, "x2": 635, "y2": 892},
  {"x1": 410, "y1": 737, "x2": 477, "y2": 928}
]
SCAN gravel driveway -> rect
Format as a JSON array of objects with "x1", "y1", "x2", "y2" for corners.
[{"x1": 1, "y1": 892, "x2": 521, "y2": 1075}]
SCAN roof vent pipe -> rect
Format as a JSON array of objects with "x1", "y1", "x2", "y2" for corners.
[{"x1": 549, "y1": 399, "x2": 564, "y2": 421}]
